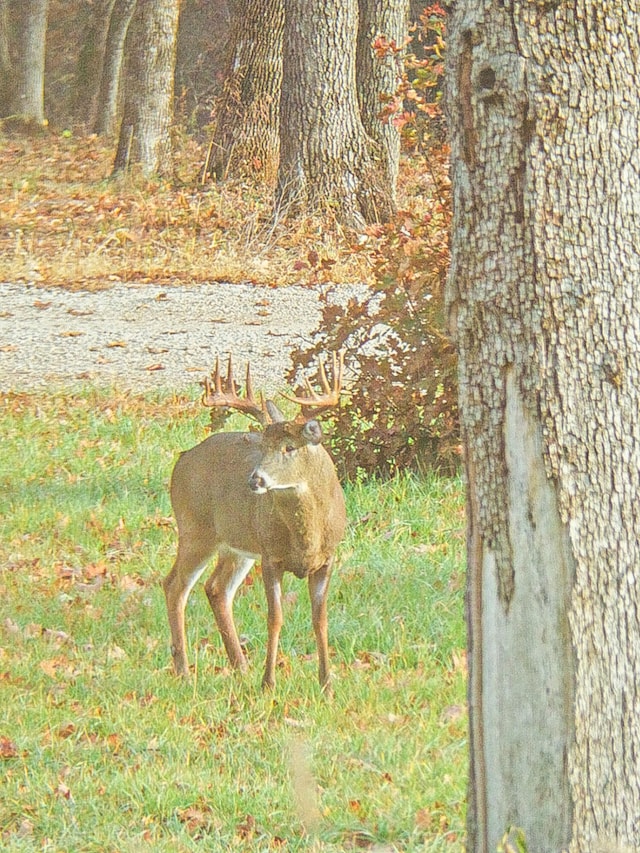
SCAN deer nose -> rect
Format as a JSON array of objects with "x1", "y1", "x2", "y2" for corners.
[{"x1": 248, "y1": 469, "x2": 268, "y2": 494}]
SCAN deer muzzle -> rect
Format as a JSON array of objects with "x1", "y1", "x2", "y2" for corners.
[{"x1": 248, "y1": 468, "x2": 269, "y2": 494}]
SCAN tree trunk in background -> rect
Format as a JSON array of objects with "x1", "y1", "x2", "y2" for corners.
[
  {"x1": 206, "y1": 0, "x2": 283, "y2": 182},
  {"x1": 94, "y1": 0, "x2": 137, "y2": 136},
  {"x1": 9, "y1": 0, "x2": 48, "y2": 123},
  {"x1": 72, "y1": 0, "x2": 116, "y2": 126},
  {"x1": 356, "y1": 0, "x2": 407, "y2": 204},
  {"x1": 95, "y1": 0, "x2": 138, "y2": 136},
  {"x1": 277, "y1": 0, "x2": 394, "y2": 226},
  {"x1": 112, "y1": 0, "x2": 179, "y2": 176},
  {"x1": 0, "y1": 0, "x2": 11, "y2": 115},
  {"x1": 446, "y1": 1, "x2": 640, "y2": 851}
]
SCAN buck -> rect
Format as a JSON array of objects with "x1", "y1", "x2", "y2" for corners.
[{"x1": 162, "y1": 353, "x2": 346, "y2": 692}]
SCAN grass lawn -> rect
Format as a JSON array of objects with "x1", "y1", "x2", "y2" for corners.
[{"x1": 0, "y1": 389, "x2": 466, "y2": 852}]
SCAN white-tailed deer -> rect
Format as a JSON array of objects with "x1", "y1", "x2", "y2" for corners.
[{"x1": 162, "y1": 353, "x2": 346, "y2": 692}]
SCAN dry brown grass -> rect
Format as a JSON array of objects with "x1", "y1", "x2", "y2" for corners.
[{"x1": 0, "y1": 130, "x2": 379, "y2": 290}]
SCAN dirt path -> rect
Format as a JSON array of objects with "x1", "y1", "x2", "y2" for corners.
[{"x1": 0, "y1": 281, "x2": 359, "y2": 393}]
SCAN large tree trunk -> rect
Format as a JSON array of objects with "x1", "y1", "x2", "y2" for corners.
[
  {"x1": 446, "y1": 2, "x2": 640, "y2": 851},
  {"x1": 277, "y1": 0, "x2": 394, "y2": 226},
  {"x1": 205, "y1": 0, "x2": 283, "y2": 182},
  {"x1": 8, "y1": 0, "x2": 48, "y2": 123},
  {"x1": 356, "y1": 0, "x2": 407, "y2": 205},
  {"x1": 96, "y1": 0, "x2": 138, "y2": 137},
  {"x1": 112, "y1": 0, "x2": 179, "y2": 176}
]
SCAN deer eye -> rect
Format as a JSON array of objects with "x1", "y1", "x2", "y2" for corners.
[{"x1": 283, "y1": 444, "x2": 297, "y2": 455}]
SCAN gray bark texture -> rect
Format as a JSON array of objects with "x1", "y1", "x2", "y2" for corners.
[
  {"x1": 207, "y1": 0, "x2": 283, "y2": 182},
  {"x1": 446, "y1": 2, "x2": 640, "y2": 852},
  {"x1": 112, "y1": 0, "x2": 179, "y2": 176},
  {"x1": 8, "y1": 0, "x2": 48, "y2": 122},
  {"x1": 0, "y1": 0, "x2": 11, "y2": 115},
  {"x1": 72, "y1": 0, "x2": 115, "y2": 125},
  {"x1": 277, "y1": 0, "x2": 394, "y2": 226},
  {"x1": 94, "y1": 0, "x2": 137, "y2": 137},
  {"x1": 356, "y1": 0, "x2": 408, "y2": 204}
]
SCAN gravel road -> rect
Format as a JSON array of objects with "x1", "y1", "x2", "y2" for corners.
[{"x1": 0, "y1": 280, "x2": 362, "y2": 394}]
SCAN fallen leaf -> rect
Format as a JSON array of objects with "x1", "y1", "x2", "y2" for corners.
[
  {"x1": 177, "y1": 803, "x2": 218, "y2": 836},
  {"x1": 54, "y1": 781, "x2": 72, "y2": 800},
  {"x1": 33, "y1": 300, "x2": 52, "y2": 309},
  {"x1": 119, "y1": 574, "x2": 144, "y2": 592},
  {"x1": 0, "y1": 344, "x2": 18, "y2": 352},
  {"x1": 147, "y1": 346, "x2": 168, "y2": 354},
  {"x1": 106, "y1": 733, "x2": 121, "y2": 752},
  {"x1": 15, "y1": 818, "x2": 34, "y2": 838},
  {"x1": 107, "y1": 645, "x2": 127, "y2": 661},
  {"x1": 145, "y1": 363, "x2": 165, "y2": 371},
  {"x1": 68, "y1": 308, "x2": 94, "y2": 316},
  {"x1": 440, "y1": 704, "x2": 465, "y2": 724},
  {"x1": 0, "y1": 735, "x2": 19, "y2": 759},
  {"x1": 235, "y1": 814, "x2": 257, "y2": 840},
  {"x1": 84, "y1": 562, "x2": 108, "y2": 580},
  {"x1": 106, "y1": 340, "x2": 127, "y2": 348},
  {"x1": 57, "y1": 722, "x2": 76, "y2": 739},
  {"x1": 59, "y1": 330, "x2": 84, "y2": 338},
  {"x1": 40, "y1": 658, "x2": 62, "y2": 677},
  {"x1": 42, "y1": 628, "x2": 72, "y2": 645}
]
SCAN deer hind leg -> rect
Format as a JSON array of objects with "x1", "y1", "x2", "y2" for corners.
[
  {"x1": 204, "y1": 551, "x2": 255, "y2": 671},
  {"x1": 308, "y1": 559, "x2": 334, "y2": 694},
  {"x1": 163, "y1": 538, "x2": 215, "y2": 677},
  {"x1": 261, "y1": 560, "x2": 285, "y2": 690}
]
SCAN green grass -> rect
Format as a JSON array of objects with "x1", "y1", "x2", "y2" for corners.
[{"x1": 0, "y1": 390, "x2": 466, "y2": 852}]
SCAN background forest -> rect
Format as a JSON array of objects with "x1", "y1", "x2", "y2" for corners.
[{"x1": 1, "y1": 0, "x2": 457, "y2": 477}]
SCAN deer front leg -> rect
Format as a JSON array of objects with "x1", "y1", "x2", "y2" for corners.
[
  {"x1": 308, "y1": 559, "x2": 333, "y2": 694},
  {"x1": 204, "y1": 552, "x2": 255, "y2": 671},
  {"x1": 163, "y1": 542, "x2": 212, "y2": 677},
  {"x1": 261, "y1": 560, "x2": 284, "y2": 690}
]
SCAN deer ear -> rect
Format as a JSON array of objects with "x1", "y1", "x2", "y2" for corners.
[
  {"x1": 265, "y1": 400, "x2": 286, "y2": 423},
  {"x1": 301, "y1": 419, "x2": 323, "y2": 445}
]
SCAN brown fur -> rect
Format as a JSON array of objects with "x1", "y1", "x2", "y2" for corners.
[{"x1": 162, "y1": 419, "x2": 346, "y2": 692}]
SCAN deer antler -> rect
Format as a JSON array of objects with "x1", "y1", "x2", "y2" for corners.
[
  {"x1": 201, "y1": 356, "x2": 271, "y2": 425},
  {"x1": 281, "y1": 351, "x2": 344, "y2": 418}
]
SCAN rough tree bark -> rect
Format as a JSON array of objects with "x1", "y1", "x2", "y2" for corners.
[
  {"x1": 205, "y1": 0, "x2": 283, "y2": 182},
  {"x1": 7, "y1": 0, "x2": 48, "y2": 123},
  {"x1": 446, "y1": 2, "x2": 640, "y2": 851},
  {"x1": 71, "y1": 0, "x2": 115, "y2": 125},
  {"x1": 277, "y1": 0, "x2": 394, "y2": 226},
  {"x1": 0, "y1": 0, "x2": 11, "y2": 115},
  {"x1": 112, "y1": 0, "x2": 179, "y2": 176},
  {"x1": 356, "y1": 0, "x2": 408, "y2": 204},
  {"x1": 96, "y1": 0, "x2": 138, "y2": 137}
]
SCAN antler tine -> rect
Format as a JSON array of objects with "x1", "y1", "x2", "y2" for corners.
[
  {"x1": 215, "y1": 356, "x2": 224, "y2": 394},
  {"x1": 281, "y1": 351, "x2": 345, "y2": 414},
  {"x1": 201, "y1": 356, "x2": 271, "y2": 424}
]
